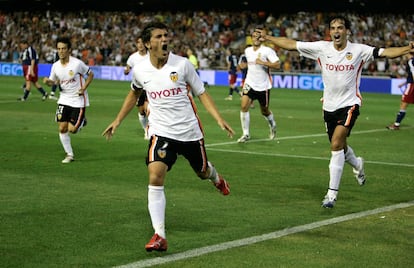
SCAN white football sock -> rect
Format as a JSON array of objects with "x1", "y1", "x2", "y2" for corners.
[
  {"x1": 59, "y1": 132, "x2": 73, "y2": 157},
  {"x1": 240, "y1": 111, "x2": 250, "y2": 136},
  {"x1": 328, "y1": 149, "x2": 345, "y2": 197},
  {"x1": 148, "y1": 185, "x2": 166, "y2": 238},
  {"x1": 264, "y1": 112, "x2": 276, "y2": 128},
  {"x1": 345, "y1": 145, "x2": 359, "y2": 169},
  {"x1": 207, "y1": 161, "x2": 219, "y2": 183}
]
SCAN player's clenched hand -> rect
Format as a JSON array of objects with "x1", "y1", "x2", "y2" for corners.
[
  {"x1": 78, "y1": 89, "x2": 85, "y2": 96},
  {"x1": 43, "y1": 77, "x2": 54, "y2": 86}
]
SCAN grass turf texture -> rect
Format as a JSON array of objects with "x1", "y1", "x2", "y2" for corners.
[{"x1": 1, "y1": 76, "x2": 413, "y2": 267}]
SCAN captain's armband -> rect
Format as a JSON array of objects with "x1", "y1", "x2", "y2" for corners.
[{"x1": 373, "y1": 47, "x2": 385, "y2": 58}]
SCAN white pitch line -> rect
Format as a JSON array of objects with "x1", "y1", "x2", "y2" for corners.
[
  {"x1": 206, "y1": 148, "x2": 414, "y2": 168},
  {"x1": 205, "y1": 128, "x2": 414, "y2": 168},
  {"x1": 205, "y1": 127, "x2": 414, "y2": 147},
  {"x1": 114, "y1": 201, "x2": 414, "y2": 268}
]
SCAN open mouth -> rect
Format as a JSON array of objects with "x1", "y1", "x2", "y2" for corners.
[{"x1": 162, "y1": 44, "x2": 168, "y2": 51}]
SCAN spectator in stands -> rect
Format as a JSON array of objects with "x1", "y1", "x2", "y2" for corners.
[
  {"x1": 0, "y1": 10, "x2": 412, "y2": 75},
  {"x1": 12, "y1": 45, "x2": 20, "y2": 63},
  {"x1": 186, "y1": 48, "x2": 199, "y2": 75},
  {"x1": 0, "y1": 45, "x2": 9, "y2": 61}
]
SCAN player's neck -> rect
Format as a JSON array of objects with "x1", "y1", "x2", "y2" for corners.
[
  {"x1": 150, "y1": 56, "x2": 168, "y2": 69},
  {"x1": 60, "y1": 57, "x2": 70, "y2": 65},
  {"x1": 333, "y1": 40, "x2": 348, "y2": 51},
  {"x1": 253, "y1": 44, "x2": 261, "y2": 51}
]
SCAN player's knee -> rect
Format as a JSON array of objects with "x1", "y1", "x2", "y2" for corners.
[{"x1": 67, "y1": 125, "x2": 78, "y2": 134}]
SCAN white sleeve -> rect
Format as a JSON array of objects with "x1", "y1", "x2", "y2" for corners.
[{"x1": 185, "y1": 59, "x2": 205, "y2": 96}]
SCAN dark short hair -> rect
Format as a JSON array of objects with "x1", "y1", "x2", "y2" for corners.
[
  {"x1": 141, "y1": 22, "x2": 168, "y2": 43},
  {"x1": 56, "y1": 36, "x2": 72, "y2": 50},
  {"x1": 329, "y1": 15, "x2": 351, "y2": 29}
]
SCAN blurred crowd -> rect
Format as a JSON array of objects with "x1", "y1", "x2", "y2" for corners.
[{"x1": 0, "y1": 10, "x2": 412, "y2": 77}]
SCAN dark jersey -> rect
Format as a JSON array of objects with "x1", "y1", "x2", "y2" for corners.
[
  {"x1": 238, "y1": 54, "x2": 248, "y2": 79},
  {"x1": 21, "y1": 46, "x2": 39, "y2": 65},
  {"x1": 406, "y1": 56, "x2": 414, "y2": 84},
  {"x1": 227, "y1": 54, "x2": 238, "y2": 75}
]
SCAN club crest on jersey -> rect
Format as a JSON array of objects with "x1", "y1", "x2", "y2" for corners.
[
  {"x1": 69, "y1": 70, "x2": 74, "y2": 77},
  {"x1": 170, "y1": 72, "x2": 178, "y2": 82},
  {"x1": 346, "y1": 52, "x2": 353, "y2": 60}
]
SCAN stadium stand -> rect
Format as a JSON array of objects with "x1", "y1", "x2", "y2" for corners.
[{"x1": 0, "y1": 6, "x2": 412, "y2": 76}]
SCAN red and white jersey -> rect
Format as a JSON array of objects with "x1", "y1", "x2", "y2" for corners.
[
  {"x1": 49, "y1": 56, "x2": 91, "y2": 108},
  {"x1": 131, "y1": 52, "x2": 205, "y2": 141},
  {"x1": 126, "y1": 51, "x2": 149, "y2": 68},
  {"x1": 244, "y1": 45, "x2": 279, "y2": 91},
  {"x1": 297, "y1": 40, "x2": 375, "y2": 112}
]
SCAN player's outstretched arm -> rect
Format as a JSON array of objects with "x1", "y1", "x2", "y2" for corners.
[
  {"x1": 102, "y1": 89, "x2": 141, "y2": 141},
  {"x1": 255, "y1": 28, "x2": 298, "y2": 51},
  {"x1": 198, "y1": 92, "x2": 235, "y2": 138},
  {"x1": 381, "y1": 42, "x2": 414, "y2": 59}
]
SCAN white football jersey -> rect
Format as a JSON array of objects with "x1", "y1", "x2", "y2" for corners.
[
  {"x1": 126, "y1": 51, "x2": 149, "y2": 68},
  {"x1": 244, "y1": 45, "x2": 279, "y2": 91},
  {"x1": 49, "y1": 56, "x2": 91, "y2": 107},
  {"x1": 297, "y1": 40, "x2": 375, "y2": 112},
  {"x1": 131, "y1": 52, "x2": 205, "y2": 141}
]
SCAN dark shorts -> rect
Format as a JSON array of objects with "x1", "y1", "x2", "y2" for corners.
[
  {"x1": 56, "y1": 104, "x2": 86, "y2": 129},
  {"x1": 324, "y1": 105, "x2": 360, "y2": 141},
  {"x1": 241, "y1": 83, "x2": 270, "y2": 107},
  {"x1": 146, "y1": 135, "x2": 208, "y2": 173}
]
